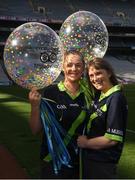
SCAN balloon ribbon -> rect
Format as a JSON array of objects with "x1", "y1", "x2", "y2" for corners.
[{"x1": 40, "y1": 98, "x2": 77, "y2": 174}]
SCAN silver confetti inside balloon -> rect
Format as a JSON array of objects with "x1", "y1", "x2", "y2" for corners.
[
  {"x1": 3, "y1": 22, "x2": 63, "y2": 89},
  {"x1": 59, "y1": 11, "x2": 108, "y2": 62}
]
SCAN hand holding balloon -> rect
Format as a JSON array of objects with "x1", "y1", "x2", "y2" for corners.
[{"x1": 29, "y1": 88, "x2": 41, "y2": 108}]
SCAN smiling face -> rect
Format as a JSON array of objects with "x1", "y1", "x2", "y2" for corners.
[
  {"x1": 63, "y1": 53, "x2": 84, "y2": 83},
  {"x1": 88, "y1": 65, "x2": 113, "y2": 93}
]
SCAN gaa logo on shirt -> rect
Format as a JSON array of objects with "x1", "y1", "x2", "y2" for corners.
[{"x1": 57, "y1": 104, "x2": 67, "y2": 109}]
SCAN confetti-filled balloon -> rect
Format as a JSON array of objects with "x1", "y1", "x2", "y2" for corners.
[
  {"x1": 59, "y1": 11, "x2": 108, "y2": 62},
  {"x1": 3, "y1": 22, "x2": 63, "y2": 89}
]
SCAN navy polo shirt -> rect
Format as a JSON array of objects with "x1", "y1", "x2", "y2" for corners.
[
  {"x1": 86, "y1": 85, "x2": 128, "y2": 163},
  {"x1": 40, "y1": 81, "x2": 87, "y2": 164}
]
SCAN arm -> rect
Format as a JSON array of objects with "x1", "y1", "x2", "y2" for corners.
[
  {"x1": 29, "y1": 89, "x2": 42, "y2": 134},
  {"x1": 77, "y1": 135, "x2": 118, "y2": 150}
]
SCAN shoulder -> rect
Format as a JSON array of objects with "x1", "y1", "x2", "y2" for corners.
[
  {"x1": 45, "y1": 83, "x2": 58, "y2": 91},
  {"x1": 43, "y1": 83, "x2": 59, "y2": 97},
  {"x1": 108, "y1": 91, "x2": 128, "y2": 110},
  {"x1": 111, "y1": 91, "x2": 127, "y2": 103}
]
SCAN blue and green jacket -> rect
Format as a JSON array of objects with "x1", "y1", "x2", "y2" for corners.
[{"x1": 86, "y1": 85, "x2": 128, "y2": 163}]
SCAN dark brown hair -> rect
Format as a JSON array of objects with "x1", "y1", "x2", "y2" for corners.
[{"x1": 87, "y1": 58, "x2": 118, "y2": 86}]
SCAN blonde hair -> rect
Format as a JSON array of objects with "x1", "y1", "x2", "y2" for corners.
[{"x1": 63, "y1": 50, "x2": 85, "y2": 65}]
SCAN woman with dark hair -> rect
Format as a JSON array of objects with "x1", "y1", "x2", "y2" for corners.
[{"x1": 77, "y1": 58, "x2": 128, "y2": 179}]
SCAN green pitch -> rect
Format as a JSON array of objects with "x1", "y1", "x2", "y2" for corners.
[
  {"x1": 0, "y1": 85, "x2": 41, "y2": 178},
  {"x1": 118, "y1": 84, "x2": 135, "y2": 179},
  {"x1": 0, "y1": 84, "x2": 135, "y2": 178}
]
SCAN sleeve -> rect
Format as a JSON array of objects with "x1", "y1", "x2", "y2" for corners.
[{"x1": 104, "y1": 93, "x2": 128, "y2": 142}]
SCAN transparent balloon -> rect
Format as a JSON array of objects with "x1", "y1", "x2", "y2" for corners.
[
  {"x1": 59, "y1": 11, "x2": 108, "y2": 62},
  {"x1": 3, "y1": 22, "x2": 63, "y2": 89}
]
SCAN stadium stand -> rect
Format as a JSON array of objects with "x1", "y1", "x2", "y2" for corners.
[
  {"x1": 106, "y1": 55, "x2": 135, "y2": 84},
  {"x1": 0, "y1": 0, "x2": 135, "y2": 84},
  {"x1": 0, "y1": 61, "x2": 12, "y2": 85}
]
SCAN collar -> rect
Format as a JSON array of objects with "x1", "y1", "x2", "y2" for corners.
[
  {"x1": 99, "y1": 84, "x2": 121, "y2": 102},
  {"x1": 57, "y1": 81, "x2": 83, "y2": 99}
]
